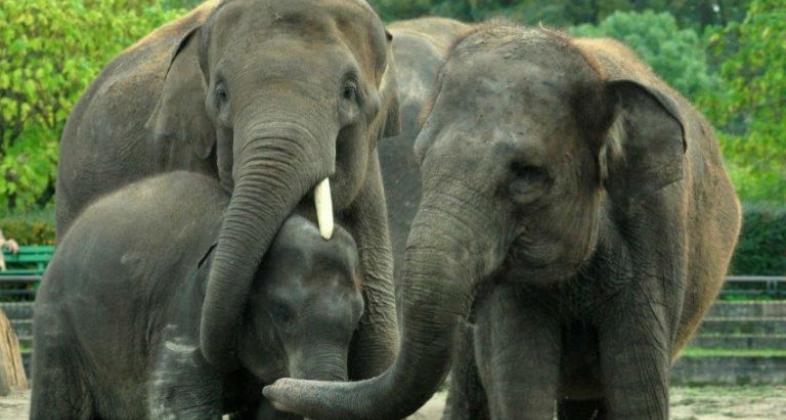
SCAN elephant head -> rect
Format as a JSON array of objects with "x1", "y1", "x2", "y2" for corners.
[
  {"x1": 263, "y1": 26, "x2": 687, "y2": 419},
  {"x1": 146, "y1": 0, "x2": 399, "y2": 368},
  {"x1": 241, "y1": 215, "x2": 363, "y2": 383}
]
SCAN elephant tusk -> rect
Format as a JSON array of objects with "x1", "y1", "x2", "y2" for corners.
[{"x1": 314, "y1": 178, "x2": 334, "y2": 240}]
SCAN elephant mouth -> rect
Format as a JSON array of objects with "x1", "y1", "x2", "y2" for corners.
[{"x1": 499, "y1": 244, "x2": 584, "y2": 284}]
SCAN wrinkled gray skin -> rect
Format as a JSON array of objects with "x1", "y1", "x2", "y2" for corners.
[
  {"x1": 380, "y1": 17, "x2": 470, "y2": 276},
  {"x1": 31, "y1": 172, "x2": 363, "y2": 419},
  {"x1": 264, "y1": 26, "x2": 742, "y2": 420},
  {"x1": 56, "y1": 0, "x2": 399, "y2": 379},
  {"x1": 379, "y1": 19, "x2": 484, "y2": 418},
  {"x1": 377, "y1": 19, "x2": 489, "y2": 419}
]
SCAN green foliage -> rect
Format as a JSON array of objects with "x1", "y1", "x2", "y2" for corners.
[
  {"x1": 719, "y1": 294, "x2": 777, "y2": 301},
  {"x1": 729, "y1": 203, "x2": 786, "y2": 276},
  {"x1": 160, "y1": 0, "x2": 203, "y2": 10},
  {"x1": 370, "y1": 0, "x2": 751, "y2": 29},
  {"x1": 0, "y1": 208, "x2": 55, "y2": 245},
  {"x1": 571, "y1": 11, "x2": 718, "y2": 100},
  {"x1": 0, "y1": 0, "x2": 183, "y2": 211},
  {"x1": 372, "y1": 0, "x2": 435, "y2": 21},
  {"x1": 699, "y1": 0, "x2": 786, "y2": 203},
  {"x1": 681, "y1": 348, "x2": 786, "y2": 358}
]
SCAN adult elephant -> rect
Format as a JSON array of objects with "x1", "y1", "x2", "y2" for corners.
[
  {"x1": 380, "y1": 17, "x2": 469, "y2": 272},
  {"x1": 55, "y1": 0, "x2": 400, "y2": 378},
  {"x1": 264, "y1": 25, "x2": 742, "y2": 419}
]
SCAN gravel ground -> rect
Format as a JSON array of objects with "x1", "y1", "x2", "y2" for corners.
[{"x1": 3, "y1": 387, "x2": 785, "y2": 419}]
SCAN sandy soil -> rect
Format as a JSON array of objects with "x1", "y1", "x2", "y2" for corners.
[
  {"x1": 670, "y1": 386, "x2": 786, "y2": 420},
  {"x1": 3, "y1": 387, "x2": 785, "y2": 419},
  {"x1": 0, "y1": 390, "x2": 27, "y2": 420}
]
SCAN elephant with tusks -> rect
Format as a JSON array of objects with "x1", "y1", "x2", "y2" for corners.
[{"x1": 56, "y1": 0, "x2": 401, "y2": 382}]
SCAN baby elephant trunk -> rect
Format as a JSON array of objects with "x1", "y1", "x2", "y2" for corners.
[{"x1": 290, "y1": 344, "x2": 349, "y2": 382}]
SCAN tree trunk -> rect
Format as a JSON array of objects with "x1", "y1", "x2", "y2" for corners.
[{"x1": 0, "y1": 308, "x2": 27, "y2": 396}]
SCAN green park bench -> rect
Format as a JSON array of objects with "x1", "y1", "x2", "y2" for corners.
[{"x1": 0, "y1": 245, "x2": 55, "y2": 300}]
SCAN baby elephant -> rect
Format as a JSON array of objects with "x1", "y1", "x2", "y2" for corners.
[{"x1": 30, "y1": 171, "x2": 363, "y2": 419}]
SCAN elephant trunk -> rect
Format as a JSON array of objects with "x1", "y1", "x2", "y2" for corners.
[
  {"x1": 201, "y1": 121, "x2": 333, "y2": 368},
  {"x1": 292, "y1": 344, "x2": 350, "y2": 382},
  {"x1": 264, "y1": 203, "x2": 484, "y2": 419}
]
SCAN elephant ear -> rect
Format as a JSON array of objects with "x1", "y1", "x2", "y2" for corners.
[
  {"x1": 601, "y1": 78, "x2": 687, "y2": 203},
  {"x1": 379, "y1": 33, "x2": 402, "y2": 139},
  {"x1": 145, "y1": 27, "x2": 216, "y2": 160}
]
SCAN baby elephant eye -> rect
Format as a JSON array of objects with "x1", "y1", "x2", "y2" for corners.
[
  {"x1": 268, "y1": 302, "x2": 293, "y2": 324},
  {"x1": 216, "y1": 84, "x2": 228, "y2": 103}
]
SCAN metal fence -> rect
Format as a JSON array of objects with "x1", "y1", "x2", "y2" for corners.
[
  {"x1": 723, "y1": 275, "x2": 786, "y2": 298},
  {"x1": 2, "y1": 274, "x2": 785, "y2": 300},
  {"x1": 0, "y1": 275, "x2": 40, "y2": 299}
]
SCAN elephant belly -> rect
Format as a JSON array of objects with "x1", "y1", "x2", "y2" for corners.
[{"x1": 558, "y1": 322, "x2": 604, "y2": 400}]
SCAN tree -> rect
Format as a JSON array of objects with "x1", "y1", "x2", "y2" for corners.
[
  {"x1": 370, "y1": 0, "x2": 752, "y2": 29},
  {"x1": 0, "y1": 0, "x2": 182, "y2": 211},
  {"x1": 571, "y1": 10, "x2": 718, "y2": 100},
  {"x1": 699, "y1": 0, "x2": 786, "y2": 202},
  {"x1": 370, "y1": 0, "x2": 435, "y2": 21},
  {"x1": 0, "y1": 308, "x2": 27, "y2": 396}
]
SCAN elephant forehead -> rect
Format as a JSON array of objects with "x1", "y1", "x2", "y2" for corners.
[
  {"x1": 214, "y1": 0, "x2": 386, "y2": 71},
  {"x1": 446, "y1": 53, "x2": 574, "y2": 101},
  {"x1": 214, "y1": 0, "x2": 384, "y2": 46},
  {"x1": 213, "y1": 1, "x2": 333, "y2": 44},
  {"x1": 449, "y1": 26, "x2": 601, "y2": 89}
]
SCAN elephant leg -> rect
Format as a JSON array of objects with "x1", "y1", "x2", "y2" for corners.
[
  {"x1": 148, "y1": 340, "x2": 224, "y2": 419},
  {"x1": 474, "y1": 284, "x2": 560, "y2": 420},
  {"x1": 557, "y1": 398, "x2": 606, "y2": 420},
  {"x1": 442, "y1": 321, "x2": 490, "y2": 420},
  {"x1": 30, "y1": 310, "x2": 93, "y2": 419},
  {"x1": 29, "y1": 351, "x2": 93, "y2": 419},
  {"x1": 344, "y1": 154, "x2": 399, "y2": 378},
  {"x1": 597, "y1": 293, "x2": 670, "y2": 419}
]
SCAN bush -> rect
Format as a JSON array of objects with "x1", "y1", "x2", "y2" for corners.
[
  {"x1": 730, "y1": 203, "x2": 786, "y2": 275},
  {"x1": 0, "y1": 0, "x2": 184, "y2": 212},
  {"x1": 0, "y1": 208, "x2": 55, "y2": 245}
]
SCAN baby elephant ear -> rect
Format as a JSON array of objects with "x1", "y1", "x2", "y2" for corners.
[
  {"x1": 145, "y1": 27, "x2": 216, "y2": 160},
  {"x1": 603, "y1": 80, "x2": 687, "y2": 202}
]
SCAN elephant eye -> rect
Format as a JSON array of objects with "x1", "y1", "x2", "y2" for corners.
[
  {"x1": 510, "y1": 162, "x2": 547, "y2": 183},
  {"x1": 215, "y1": 84, "x2": 228, "y2": 104},
  {"x1": 342, "y1": 79, "x2": 358, "y2": 102},
  {"x1": 508, "y1": 162, "x2": 549, "y2": 200}
]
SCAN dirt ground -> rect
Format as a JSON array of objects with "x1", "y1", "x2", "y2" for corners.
[
  {"x1": 0, "y1": 391, "x2": 27, "y2": 420},
  {"x1": 3, "y1": 387, "x2": 785, "y2": 419}
]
